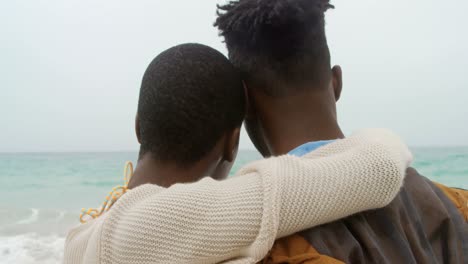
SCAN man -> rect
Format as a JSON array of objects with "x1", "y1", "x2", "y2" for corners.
[
  {"x1": 64, "y1": 43, "x2": 413, "y2": 263},
  {"x1": 215, "y1": 0, "x2": 468, "y2": 263}
]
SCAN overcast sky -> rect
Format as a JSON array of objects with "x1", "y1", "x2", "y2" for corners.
[{"x1": 1, "y1": 0, "x2": 467, "y2": 152}]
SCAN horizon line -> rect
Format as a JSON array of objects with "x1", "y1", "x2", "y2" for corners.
[{"x1": 1, "y1": 145, "x2": 468, "y2": 154}]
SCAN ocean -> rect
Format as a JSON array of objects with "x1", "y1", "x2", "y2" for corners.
[{"x1": 0, "y1": 148, "x2": 467, "y2": 264}]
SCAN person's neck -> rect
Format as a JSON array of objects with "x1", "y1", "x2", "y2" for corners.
[
  {"x1": 252, "y1": 89, "x2": 344, "y2": 155},
  {"x1": 127, "y1": 153, "x2": 216, "y2": 189},
  {"x1": 266, "y1": 117, "x2": 343, "y2": 155}
]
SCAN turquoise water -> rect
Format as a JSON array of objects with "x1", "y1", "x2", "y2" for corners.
[{"x1": 0, "y1": 148, "x2": 467, "y2": 263}]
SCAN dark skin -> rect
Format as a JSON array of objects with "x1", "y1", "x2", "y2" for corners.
[
  {"x1": 127, "y1": 115, "x2": 241, "y2": 189},
  {"x1": 126, "y1": 65, "x2": 341, "y2": 188},
  {"x1": 245, "y1": 65, "x2": 345, "y2": 157}
]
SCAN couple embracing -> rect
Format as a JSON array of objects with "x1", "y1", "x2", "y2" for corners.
[{"x1": 64, "y1": 1, "x2": 467, "y2": 263}]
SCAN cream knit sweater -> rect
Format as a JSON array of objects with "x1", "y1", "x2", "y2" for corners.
[{"x1": 64, "y1": 129, "x2": 412, "y2": 264}]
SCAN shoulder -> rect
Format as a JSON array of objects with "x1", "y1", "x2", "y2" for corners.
[
  {"x1": 64, "y1": 214, "x2": 108, "y2": 263},
  {"x1": 431, "y1": 180, "x2": 468, "y2": 221},
  {"x1": 405, "y1": 167, "x2": 467, "y2": 221},
  {"x1": 263, "y1": 168, "x2": 467, "y2": 263}
]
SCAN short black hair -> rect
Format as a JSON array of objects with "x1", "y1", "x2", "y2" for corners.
[
  {"x1": 215, "y1": 0, "x2": 334, "y2": 96},
  {"x1": 137, "y1": 43, "x2": 244, "y2": 166}
]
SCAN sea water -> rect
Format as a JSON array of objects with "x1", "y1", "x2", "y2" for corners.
[{"x1": 0, "y1": 148, "x2": 467, "y2": 264}]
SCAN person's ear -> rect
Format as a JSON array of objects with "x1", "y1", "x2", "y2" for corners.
[
  {"x1": 223, "y1": 127, "x2": 241, "y2": 163},
  {"x1": 331, "y1": 65, "x2": 343, "y2": 102},
  {"x1": 135, "y1": 114, "x2": 142, "y2": 144}
]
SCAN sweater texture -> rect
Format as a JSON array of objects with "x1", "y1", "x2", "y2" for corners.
[{"x1": 64, "y1": 128, "x2": 412, "y2": 264}]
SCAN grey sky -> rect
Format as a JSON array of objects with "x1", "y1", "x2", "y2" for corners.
[{"x1": 1, "y1": 0, "x2": 467, "y2": 152}]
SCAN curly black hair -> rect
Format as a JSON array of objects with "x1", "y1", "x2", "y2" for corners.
[
  {"x1": 137, "y1": 43, "x2": 245, "y2": 166},
  {"x1": 215, "y1": 0, "x2": 334, "y2": 96}
]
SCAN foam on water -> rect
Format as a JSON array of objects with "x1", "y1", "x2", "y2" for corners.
[
  {"x1": 0, "y1": 233, "x2": 65, "y2": 264},
  {"x1": 17, "y1": 209, "x2": 39, "y2": 225},
  {"x1": 0, "y1": 207, "x2": 78, "y2": 264}
]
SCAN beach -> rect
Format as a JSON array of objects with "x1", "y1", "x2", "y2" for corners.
[{"x1": 1, "y1": 148, "x2": 467, "y2": 264}]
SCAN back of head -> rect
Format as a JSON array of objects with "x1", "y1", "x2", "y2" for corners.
[
  {"x1": 215, "y1": 0, "x2": 334, "y2": 96},
  {"x1": 137, "y1": 43, "x2": 244, "y2": 166}
]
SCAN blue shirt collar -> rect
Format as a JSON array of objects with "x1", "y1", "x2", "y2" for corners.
[{"x1": 288, "y1": 140, "x2": 335, "y2": 157}]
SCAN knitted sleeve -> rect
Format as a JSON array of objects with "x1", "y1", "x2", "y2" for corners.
[{"x1": 99, "y1": 129, "x2": 412, "y2": 264}]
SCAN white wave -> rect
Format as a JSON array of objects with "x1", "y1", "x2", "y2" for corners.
[
  {"x1": 0, "y1": 207, "x2": 79, "y2": 238},
  {"x1": 17, "y1": 209, "x2": 39, "y2": 225},
  {"x1": 0, "y1": 233, "x2": 65, "y2": 264}
]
